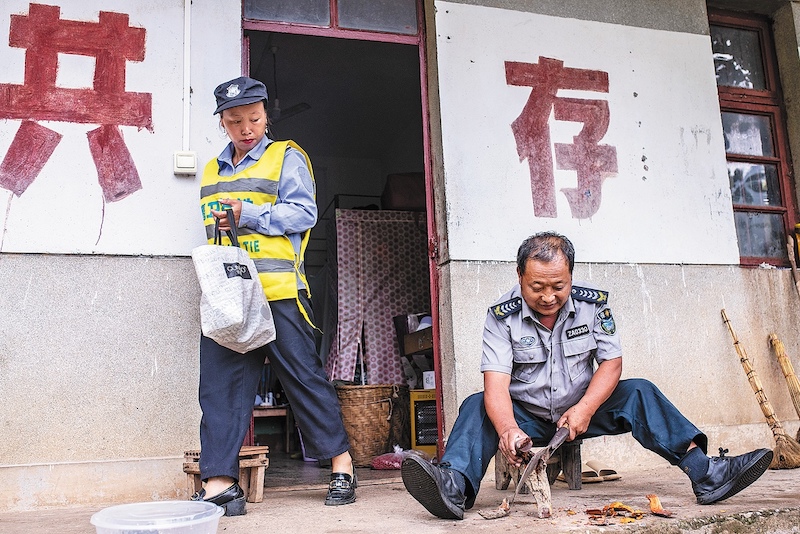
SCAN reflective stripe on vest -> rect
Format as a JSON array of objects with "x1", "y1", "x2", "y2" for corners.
[
  {"x1": 199, "y1": 140, "x2": 315, "y2": 324},
  {"x1": 200, "y1": 177, "x2": 279, "y2": 199},
  {"x1": 253, "y1": 258, "x2": 295, "y2": 273}
]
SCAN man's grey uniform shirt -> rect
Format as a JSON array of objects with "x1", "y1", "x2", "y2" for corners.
[{"x1": 480, "y1": 283, "x2": 622, "y2": 422}]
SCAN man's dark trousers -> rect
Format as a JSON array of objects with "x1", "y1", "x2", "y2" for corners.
[{"x1": 440, "y1": 379, "x2": 706, "y2": 507}]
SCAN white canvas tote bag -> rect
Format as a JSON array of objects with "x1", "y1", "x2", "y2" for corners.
[{"x1": 191, "y1": 210, "x2": 276, "y2": 353}]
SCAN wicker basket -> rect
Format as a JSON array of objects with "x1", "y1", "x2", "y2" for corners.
[{"x1": 336, "y1": 384, "x2": 409, "y2": 467}]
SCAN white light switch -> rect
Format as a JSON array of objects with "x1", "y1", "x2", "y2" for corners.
[{"x1": 173, "y1": 151, "x2": 197, "y2": 175}]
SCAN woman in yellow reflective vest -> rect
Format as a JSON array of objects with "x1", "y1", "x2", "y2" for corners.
[{"x1": 193, "y1": 76, "x2": 355, "y2": 515}]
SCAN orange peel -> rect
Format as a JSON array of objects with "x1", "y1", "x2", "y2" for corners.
[{"x1": 646, "y1": 493, "x2": 674, "y2": 517}]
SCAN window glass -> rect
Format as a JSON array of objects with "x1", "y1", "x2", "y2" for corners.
[
  {"x1": 728, "y1": 163, "x2": 781, "y2": 207},
  {"x1": 733, "y1": 211, "x2": 787, "y2": 258},
  {"x1": 244, "y1": 0, "x2": 330, "y2": 26},
  {"x1": 338, "y1": 0, "x2": 417, "y2": 34},
  {"x1": 721, "y1": 112, "x2": 774, "y2": 157},
  {"x1": 710, "y1": 24, "x2": 766, "y2": 90},
  {"x1": 713, "y1": 14, "x2": 793, "y2": 265}
]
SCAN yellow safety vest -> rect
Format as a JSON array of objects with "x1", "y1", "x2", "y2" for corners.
[{"x1": 199, "y1": 140, "x2": 315, "y2": 325}]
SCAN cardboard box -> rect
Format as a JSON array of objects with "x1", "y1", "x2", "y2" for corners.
[{"x1": 403, "y1": 327, "x2": 432, "y2": 355}]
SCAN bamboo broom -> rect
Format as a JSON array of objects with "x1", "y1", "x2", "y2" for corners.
[
  {"x1": 721, "y1": 309, "x2": 800, "y2": 469},
  {"x1": 768, "y1": 333, "x2": 800, "y2": 442}
]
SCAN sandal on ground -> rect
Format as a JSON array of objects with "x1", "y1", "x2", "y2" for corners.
[
  {"x1": 556, "y1": 463, "x2": 604, "y2": 483},
  {"x1": 585, "y1": 459, "x2": 621, "y2": 481}
]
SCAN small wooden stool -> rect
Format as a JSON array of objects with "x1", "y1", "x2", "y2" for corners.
[
  {"x1": 183, "y1": 445, "x2": 270, "y2": 503},
  {"x1": 495, "y1": 439, "x2": 583, "y2": 491}
]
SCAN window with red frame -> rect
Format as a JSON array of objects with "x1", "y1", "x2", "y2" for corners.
[
  {"x1": 243, "y1": 0, "x2": 419, "y2": 36},
  {"x1": 710, "y1": 11, "x2": 796, "y2": 266}
]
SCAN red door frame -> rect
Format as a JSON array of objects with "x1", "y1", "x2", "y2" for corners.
[{"x1": 241, "y1": 0, "x2": 446, "y2": 457}]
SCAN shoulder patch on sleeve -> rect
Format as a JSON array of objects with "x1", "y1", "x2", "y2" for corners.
[
  {"x1": 491, "y1": 297, "x2": 522, "y2": 319},
  {"x1": 571, "y1": 285, "x2": 609, "y2": 304},
  {"x1": 597, "y1": 308, "x2": 616, "y2": 335}
]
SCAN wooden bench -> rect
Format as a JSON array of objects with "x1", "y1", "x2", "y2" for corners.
[
  {"x1": 183, "y1": 445, "x2": 270, "y2": 503},
  {"x1": 495, "y1": 439, "x2": 583, "y2": 491}
]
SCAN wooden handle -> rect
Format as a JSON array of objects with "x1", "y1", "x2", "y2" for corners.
[{"x1": 721, "y1": 309, "x2": 786, "y2": 438}]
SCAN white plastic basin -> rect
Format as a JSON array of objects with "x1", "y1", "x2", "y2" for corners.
[{"x1": 90, "y1": 501, "x2": 224, "y2": 534}]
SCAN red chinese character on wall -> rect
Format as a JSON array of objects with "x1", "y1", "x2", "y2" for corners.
[
  {"x1": 505, "y1": 57, "x2": 617, "y2": 219},
  {"x1": 0, "y1": 3, "x2": 152, "y2": 201}
]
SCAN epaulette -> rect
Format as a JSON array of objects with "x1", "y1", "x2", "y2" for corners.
[
  {"x1": 571, "y1": 285, "x2": 609, "y2": 304},
  {"x1": 491, "y1": 297, "x2": 522, "y2": 319}
]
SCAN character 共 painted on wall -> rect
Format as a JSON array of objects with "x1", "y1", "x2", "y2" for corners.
[{"x1": 0, "y1": 3, "x2": 152, "y2": 202}]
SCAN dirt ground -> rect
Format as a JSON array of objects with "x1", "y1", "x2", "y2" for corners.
[{"x1": 2, "y1": 465, "x2": 798, "y2": 534}]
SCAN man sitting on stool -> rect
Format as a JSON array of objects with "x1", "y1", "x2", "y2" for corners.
[{"x1": 401, "y1": 231, "x2": 772, "y2": 520}]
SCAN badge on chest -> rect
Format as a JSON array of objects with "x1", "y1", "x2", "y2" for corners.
[{"x1": 565, "y1": 324, "x2": 589, "y2": 339}]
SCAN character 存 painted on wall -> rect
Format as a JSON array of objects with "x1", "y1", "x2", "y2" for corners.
[
  {"x1": 401, "y1": 231, "x2": 772, "y2": 520},
  {"x1": 192, "y1": 76, "x2": 356, "y2": 515},
  {"x1": 505, "y1": 57, "x2": 617, "y2": 219}
]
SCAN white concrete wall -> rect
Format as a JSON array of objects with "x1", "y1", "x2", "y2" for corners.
[
  {"x1": 0, "y1": 0, "x2": 246, "y2": 256},
  {"x1": 0, "y1": 255, "x2": 202, "y2": 509},
  {"x1": 0, "y1": 0, "x2": 238, "y2": 256},
  {"x1": 430, "y1": 0, "x2": 800, "y2": 472},
  {"x1": 0, "y1": 0, "x2": 242, "y2": 511},
  {"x1": 438, "y1": 260, "x2": 800, "y2": 469},
  {"x1": 1, "y1": 0, "x2": 800, "y2": 512},
  {"x1": 434, "y1": 1, "x2": 739, "y2": 265}
]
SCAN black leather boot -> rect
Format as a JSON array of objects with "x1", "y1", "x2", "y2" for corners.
[
  {"x1": 401, "y1": 455, "x2": 466, "y2": 520},
  {"x1": 680, "y1": 447, "x2": 773, "y2": 505}
]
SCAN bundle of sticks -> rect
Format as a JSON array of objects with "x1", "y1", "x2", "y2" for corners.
[
  {"x1": 721, "y1": 309, "x2": 800, "y2": 469},
  {"x1": 768, "y1": 334, "x2": 800, "y2": 442},
  {"x1": 780, "y1": 236, "x2": 800, "y2": 442}
]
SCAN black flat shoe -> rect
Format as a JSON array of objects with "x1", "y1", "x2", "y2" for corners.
[
  {"x1": 325, "y1": 469, "x2": 357, "y2": 506},
  {"x1": 191, "y1": 483, "x2": 246, "y2": 516}
]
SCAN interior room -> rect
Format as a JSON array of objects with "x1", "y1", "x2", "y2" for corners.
[{"x1": 243, "y1": 29, "x2": 433, "y2": 488}]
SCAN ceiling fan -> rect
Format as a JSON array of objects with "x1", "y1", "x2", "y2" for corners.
[{"x1": 268, "y1": 45, "x2": 311, "y2": 124}]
